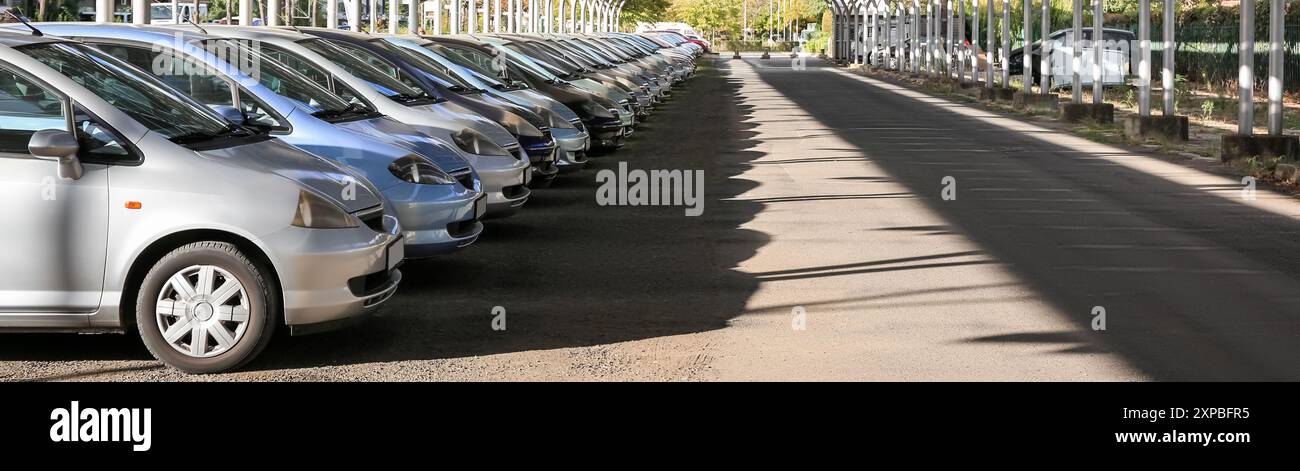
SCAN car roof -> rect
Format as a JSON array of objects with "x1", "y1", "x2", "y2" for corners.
[
  {"x1": 13, "y1": 22, "x2": 219, "y2": 43},
  {"x1": 0, "y1": 29, "x2": 73, "y2": 47},
  {"x1": 171, "y1": 24, "x2": 312, "y2": 42}
]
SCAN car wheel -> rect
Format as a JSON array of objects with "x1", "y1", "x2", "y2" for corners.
[{"x1": 136, "y1": 241, "x2": 277, "y2": 374}]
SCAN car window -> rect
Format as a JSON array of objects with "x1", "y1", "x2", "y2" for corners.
[
  {"x1": 237, "y1": 42, "x2": 372, "y2": 111},
  {"x1": 1103, "y1": 31, "x2": 1132, "y2": 42},
  {"x1": 0, "y1": 66, "x2": 66, "y2": 154},
  {"x1": 20, "y1": 42, "x2": 247, "y2": 149},
  {"x1": 317, "y1": 39, "x2": 428, "y2": 93},
  {"x1": 258, "y1": 43, "x2": 332, "y2": 88},
  {"x1": 298, "y1": 38, "x2": 428, "y2": 100},
  {"x1": 237, "y1": 90, "x2": 285, "y2": 129},
  {"x1": 91, "y1": 43, "x2": 236, "y2": 107},
  {"x1": 73, "y1": 105, "x2": 131, "y2": 160}
]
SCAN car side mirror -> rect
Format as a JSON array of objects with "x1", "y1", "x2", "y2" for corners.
[
  {"x1": 28, "y1": 129, "x2": 83, "y2": 181},
  {"x1": 210, "y1": 105, "x2": 247, "y2": 125}
]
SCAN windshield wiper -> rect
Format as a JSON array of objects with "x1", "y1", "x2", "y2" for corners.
[
  {"x1": 391, "y1": 91, "x2": 442, "y2": 104},
  {"x1": 169, "y1": 124, "x2": 253, "y2": 144},
  {"x1": 311, "y1": 102, "x2": 370, "y2": 121}
]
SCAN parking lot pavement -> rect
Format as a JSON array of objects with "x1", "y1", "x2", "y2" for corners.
[{"x1": 7, "y1": 55, "x2": 1300, "y2": 381}]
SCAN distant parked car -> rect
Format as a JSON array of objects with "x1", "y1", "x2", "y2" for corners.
[{"x1": 1008, "y1": 28, "x2": 1135, "y2": 88}]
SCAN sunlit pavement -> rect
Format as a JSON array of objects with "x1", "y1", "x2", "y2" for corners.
[{"x1": 5, "y1": 55, "x2": 1300, "y2": 381}]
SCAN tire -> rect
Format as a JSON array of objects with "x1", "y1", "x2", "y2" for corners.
[{"x1": 135, "y1": 241, "x2": 277, "y2": 374}]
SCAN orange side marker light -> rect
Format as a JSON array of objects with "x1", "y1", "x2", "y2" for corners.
[{"x1": 125, "y1": 201, "x2": 143, "y2": 210}]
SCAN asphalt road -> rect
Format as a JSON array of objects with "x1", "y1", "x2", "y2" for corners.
[{"x1": 4, "y1": 55, "x2": 1299, "y2": 381}]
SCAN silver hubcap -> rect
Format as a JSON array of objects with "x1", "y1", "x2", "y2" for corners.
[{"x1": 155, "y1": 265, "x2": 250, "y2": 359}]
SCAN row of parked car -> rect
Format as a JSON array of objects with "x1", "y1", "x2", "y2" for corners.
[{"x1": 0, "y1": 21, "x2": 704, "y2": 373}]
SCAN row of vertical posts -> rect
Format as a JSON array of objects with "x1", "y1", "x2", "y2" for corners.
[
  {"x1": 111, "y1": 0, "x2": 624, "y2": 35},
  {"x1": 834, "y1": 0, "x2": 1287, "y2": 138}
]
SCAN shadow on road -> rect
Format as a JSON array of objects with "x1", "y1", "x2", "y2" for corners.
[{"x1": 752, "y1": 57, "x2": 1300, "y2": 380}]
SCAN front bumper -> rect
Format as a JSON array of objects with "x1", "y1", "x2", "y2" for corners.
[
  {"x1": 520, "y1": 134, "x2": 560, "y2": 181},
  {"x1": 469, "y1": 151, "x2": 532, "y2": 218},
  {"x1": 383, "y1": 182, "x2": 485, "y2": 258},
  {"x1": 262, "y1": 213, "x2": 403, "y2": 331},
  {"x1": 587, "y1": 117, "x2": 627, "y2": 149},
  {"x1": 552, "y1": 126, "x2": 591, "y2": 172}
]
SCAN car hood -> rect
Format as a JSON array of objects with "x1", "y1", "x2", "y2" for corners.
[
  {"x1": 413, "y1": 101, "x2": 520, "y2": 147},
  {"x1": 335, "y1": 116, "x2": 474, "y2": 174},
  {"x1": 197, "y1": 138, "x2": 382, "y2": 213}
]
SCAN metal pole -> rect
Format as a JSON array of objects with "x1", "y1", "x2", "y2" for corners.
[
  {"x1": 1072, "y1": 0, "x2": 1082, "y2": 103},
  {"x1": 986, "y1": 0, "x2": 994, "y2": 87},
  {"x1": 434, "y1": 0, "x2": 443, "y2": 33},
  {"x1": 870, "y1": 3, "x2": 878, "y2": 65},
  {"x1": 1162, "y1": 0, "x2": 1175, "y2": 114},
  {"x1": 349, "y1": 0, "x2": 361, "y2": 30},
  {"x1": 132, "y1": 0, "x2": 149, "y2": 23},
  {"x1": 1001, "y1": 0, "x2": 1009, "y2": 86},
  {"x1": 451, "y1": 0, "x2": 460, "y2": 33},
  {"x1": 269, "y1": 0, "x2": 282, "y2": 26},
  {"x1": 1139, "y1": 0, "x2": 1151, "y2": 116},
  {"x1": 959, "y1": 0, "x2": 966, "y2": 82},
  {"x1": 1022, "y1": 0, "x2": 1031, "y2": 89},
  {"x1": 920, "y1": 0, "x2": 930, "y2": 74},
  {"x1": 912, "y1": 0, "x2": 918, "y2": 73},
  {"x1": 370, "y1": 0, "x2": 378, "y2": 32},
  {"x1": 468, "y1": 0, "x2": 476, "y2": 31},
  {"x1": 951, "y1": 0, "x2": 961, "y2": 76},
  {"x1": 1268, "y1": 0, "x2": 1284, "y2": 136},
  {"x1": 410, "y1": 0, "x2": 419, "y2": 33},
  {"x1": 1240, "y1": 0, "x2": 1255, "y2": 135},
  {"x1": 95, "y1": 0, "x2": 111, "y2": 22},
  {"x1": 972, "y1": 0, "x2": 979, "y2": 83},
  {"x1": 1041, "y1": 0, "x2": 1050, "y2": 92},
  {"x1": 1093, "y1": 0, "x2": 1103, "y2": 104}
]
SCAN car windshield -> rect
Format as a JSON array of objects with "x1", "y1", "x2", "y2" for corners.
[
  {"x1": 554, "y1": 40, "x2": 615, "y2": 67},
  {"x1": 420, "y1": 42, "x2": 520, "y2": 90},
  {"x1": 369, "y1": 38, "x2": 477, "y2": 92},
  {"x1": 19, "y1": 42, "x2": 235, "y2": 142},
  {"x1": 299, "y1": 38, "x2": 434, "y2": 104},
  {"x1": 199, "y1": 39, "x2": 354, "y2": 117},
  {"x1": 583, "y1": 39, "x2": 633, "y2": 61},
  {"x1": 490, "y1": 42, "x2": 563, "y2": 81},
  {"x1": 521, "y1": 41, "x2": 593, "y2": 73},
  {"x1": 504, "y1": 43, "x2": 574, "y2": 78}
]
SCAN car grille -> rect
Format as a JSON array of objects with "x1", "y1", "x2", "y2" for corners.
[
  {"x1": 452, "y1": 170, "x2": 475, "y2": 191},
  {"x1": 354, "y1": 206, "x2": 385, "y2": 233},
  {"x1": 348, "y1": 268, "x2": 395, "y2": 298},
  {"x1": 447, "y1": 219, "x2": 479, "y2": 237},
  {"x1": 502, "y1": 183, "x2": 528, "y2": 199}
]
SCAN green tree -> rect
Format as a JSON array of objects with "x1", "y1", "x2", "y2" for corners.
[{"x1": 668, "y1": 0, "x2": 740, "y2": 38}]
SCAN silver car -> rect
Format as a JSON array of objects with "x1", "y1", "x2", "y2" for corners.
[
  {"x1": 384, "y1": 36, "x2": 591, "y2": 173},
  {"x1": 197, "y1": 25, "x2": 534, "y2": 217},
  {"x1": 16, "y1": 23, "x2": 492, "y2": 257},
  {"x1": 0, "y1": 32, "x2": 402, "y2": 373}
]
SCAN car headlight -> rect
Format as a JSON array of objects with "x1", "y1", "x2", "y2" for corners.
[
  {"x1": 389, "y1": 155, "x2": 456, "y2": 185},
  {"x1": 292, "y1": 189, "x2": 358, "y2": 229},
  {"x1": 581, "y1": 100, "x2": 616, "y2": 118},
  {"x1": 540, "y1": 107, "x2": 575, "y2": 129},
  {"x1": 451, "y1": 129, "x2": 511, "y2": 156}
]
